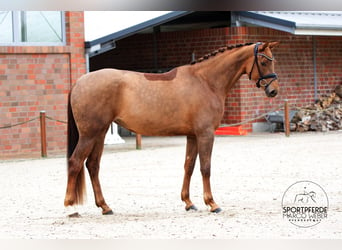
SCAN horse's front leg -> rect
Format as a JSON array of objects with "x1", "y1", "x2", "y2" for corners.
[
  {"x1": 181, "y1": 135, "x2": 198, "y2": 211},
  {"x1": 197, "y1": 132, "x2": 221, "y2": 213}
]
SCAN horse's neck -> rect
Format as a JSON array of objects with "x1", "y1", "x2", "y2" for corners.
[{"x1": 194, "y1": 46, "x2": 253, "y2": 98}]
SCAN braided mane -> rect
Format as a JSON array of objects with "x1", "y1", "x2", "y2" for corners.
[{"x1": 190, "y1": 42, "x2": 254, "y2": 65}]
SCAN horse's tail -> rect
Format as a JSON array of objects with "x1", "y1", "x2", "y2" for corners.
[
  {"x1": 67, "y1": 90, "x2": 86, "y2": 205},
  {"x1": 67, "y1": 91, "x2": 78, "y2": 159}
]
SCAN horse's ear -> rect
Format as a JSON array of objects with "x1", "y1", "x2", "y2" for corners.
[
  {"x1": 269, "y1": 41, "x2": 280, "y2": 49},
  {"x1": 260, "y1": 42, "x2": 280, "y2": 51},
  {"x1": 259, "y1": 42, "x2": 269, "y2": 51}
]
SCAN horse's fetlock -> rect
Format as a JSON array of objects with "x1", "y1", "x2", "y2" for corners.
[
  {"x1": 64, "y1": 198, "x2": 74, "y2": 207},
  {"x1": 95, "y1": 199, "x2": 106, "y2": 208},
  {"x1": 181, "y1": 191, "x2": 189, "y2": 201}
]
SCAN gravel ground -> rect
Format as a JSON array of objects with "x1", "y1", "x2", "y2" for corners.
[{"x1": 0, "y1": 132, "x2": 341, "y2": 239}]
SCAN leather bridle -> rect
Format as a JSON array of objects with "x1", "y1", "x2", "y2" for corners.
[{"x1": 248, "y1": 42, "x2": 278, "y2": 89}]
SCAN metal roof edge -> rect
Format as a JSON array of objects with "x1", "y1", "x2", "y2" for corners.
[
  {"x1": 85, "y1": 11, "x2": 192, "y2": 49},
  {"x1": 295, "y1": 28, "x2": 342, "y2": 36},
  {"x1": 235, "y1": 11, "x2": 296, "y2": 34},
  {"x1": 295, "y1": 24, "x2": 342, "y2": 30}
]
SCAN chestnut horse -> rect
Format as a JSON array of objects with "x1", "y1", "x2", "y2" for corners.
[{"x1": 64, "y1": 42, "x2": 280, "y2": 215}]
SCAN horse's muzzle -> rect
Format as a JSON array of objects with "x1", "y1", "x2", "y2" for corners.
[{"x1": 265, "y1": 84, "x2": 278, "y2": 98}]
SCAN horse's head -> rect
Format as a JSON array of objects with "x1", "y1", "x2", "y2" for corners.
[
  {"x1": 248, "y1": 42, "x2": 280, "y2": 98},
  {"x1": 309, "y1": 191, "x2": 316, "y2": 198}
]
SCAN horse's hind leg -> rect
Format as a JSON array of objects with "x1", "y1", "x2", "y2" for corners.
[
  {"x1": 181, "y1": 135, "x2": 198, "y2": 211},
  {"x1": 86, "y1": 133, "x2": 113, "y2": 215},
  {"x1": 64, "y1": 136, "x2": 95, "y2": 208}
]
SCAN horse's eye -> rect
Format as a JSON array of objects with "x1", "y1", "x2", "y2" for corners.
[{"x1": 261, "y1": 62, "x2": 267, "y2": 66}]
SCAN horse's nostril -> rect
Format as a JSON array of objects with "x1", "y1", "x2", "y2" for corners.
[{"x1": 269, "y1": 90, "x2": 277, "y2": 97}]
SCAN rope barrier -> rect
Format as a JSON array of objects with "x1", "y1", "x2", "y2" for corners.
[
  {"x1": 0, "y1": 115, "x2": 67, "y2": 129},
  {"x1": 2, "y1": 99, "x2": 338, "y2": 158},
  {"x1": 45, "y1": 115, "x2": 67, "y2": 124},
  {"x1": 219, "y1": 103, "x2": 284, "y2": 128},
  {"x1": 0, "y1": 103, "x2": 291, "y2": 130},
  {"x1": 217, "y1": 101, "x2": 338, "y2": 129},
  {"x1": 0, "y1": 100, "x2": 329, "y2": 157},
  {"x1": 3, "y1": 100, "x2": 337, "y2": 131},
  {"x1": 0, "y1": 116, "x2": 40, "y2": 129},
  {"x1": 0, "y1": 102, "x2": 297, "y2": 157}
]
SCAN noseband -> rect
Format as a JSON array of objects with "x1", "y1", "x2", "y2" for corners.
[{"x1": 249, "y1": 42, "x2": 278, "y2": 89}]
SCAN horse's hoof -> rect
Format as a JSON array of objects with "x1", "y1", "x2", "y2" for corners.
[
  {"x1": 68, "y1": 212, "x2": 81, "y2": 218},
  {"x1": 185, "y1": 205, "x2": 198, "y2": 211},
  {"x1": 102, "y1": 209, "x2": 114, "y2": 215},
  {"x1": 211, "y1": 207, "x2": 222, "y2": 213}
]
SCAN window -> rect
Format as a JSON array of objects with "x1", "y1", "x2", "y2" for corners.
[
  {"x1": 0, "y1": 11, "x2": 65, "y2": 45},
  {"x1": 0, "y1": 11, "x2": 13, "y2": 43}
]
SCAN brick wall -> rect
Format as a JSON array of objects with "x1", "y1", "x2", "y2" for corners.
[
  {"x1": 0, "y1": 11, "x2": 86, "y2": 159},
  {"x1": 230, "y1": 28, "x2": 342, "y2": 131},
  {"x1": 91, "y1": 26, "x2": 342, "y2": 132}
]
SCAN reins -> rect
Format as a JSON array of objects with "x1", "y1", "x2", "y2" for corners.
[{"x1": 249, "y1": 42, "x2": 278, "y2": 89}]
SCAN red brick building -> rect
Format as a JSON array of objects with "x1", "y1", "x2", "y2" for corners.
[
  {"x1": 89, "y1": 11, "x2": 342, "y2": 133},
  {"x1": 1, "y1": 11, "x2": 342, "y2": 158},
  {"x1": 0, "y1": 11, "x2": 86, "y2": 159}
]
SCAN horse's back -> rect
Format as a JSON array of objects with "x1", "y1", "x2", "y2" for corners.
[{"x1": 75, "y1": 68, "x2": 130, "y2": 88}]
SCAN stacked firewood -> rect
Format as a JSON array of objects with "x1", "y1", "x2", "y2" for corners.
[{"x1": 291, "y1": 84, "x2": 342, "y2": 132}]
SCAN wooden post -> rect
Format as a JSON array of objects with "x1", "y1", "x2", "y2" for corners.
[
  {"x1": 136, "y1": 134, "x2": 142, "y2": 150},
  {"x1": 284, "y1": 99, "x2": 290, "y2": 137},
  {"x1": 40, "y1": 110, "x2": 47, "y2": 157}
]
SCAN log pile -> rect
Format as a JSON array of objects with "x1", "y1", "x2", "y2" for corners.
[{"x1": 292, "y1": 84, "x2": 342, "y2": 132}]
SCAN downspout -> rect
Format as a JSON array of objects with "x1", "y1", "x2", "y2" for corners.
[
  {"x1": 313, "y1": 36, "x2": 318, "y2": 101},
  {"x1": 85, "y1": 50, "x2": 90, "y2": 73}
]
